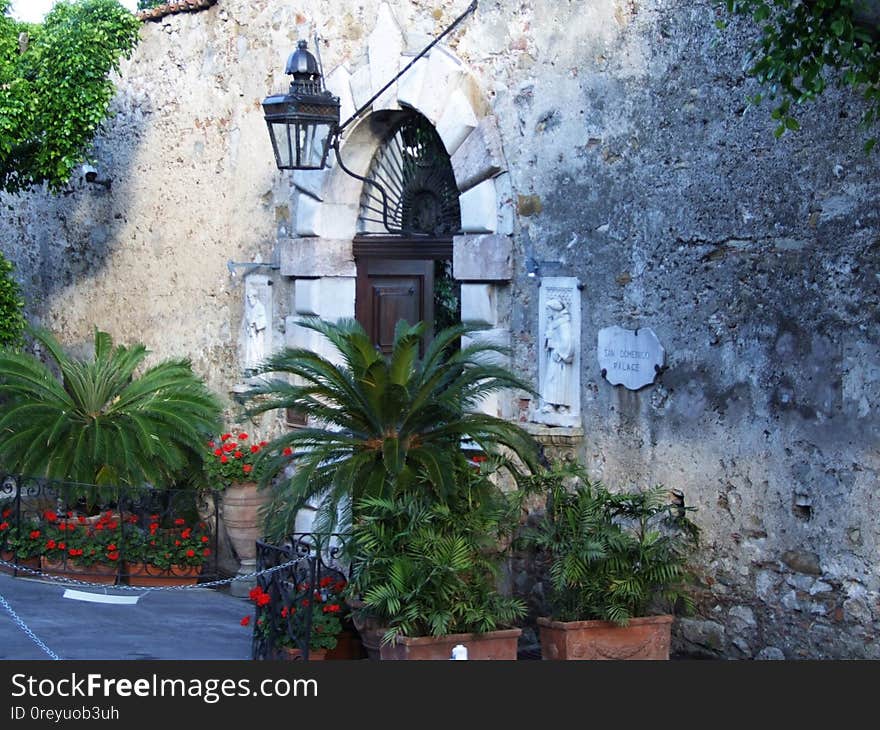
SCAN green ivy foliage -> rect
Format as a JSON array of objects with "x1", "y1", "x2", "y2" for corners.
[
  {"x1": 136, "y1": 1, "x2": 166, "y2": 9},
  {"x1": 722, "y1": 0, "x2": 880, "y2": 150},
  {"x1": 0, "y1": 0, "x2": 140, "y2": 194},
  {"x1": 0, "y1": 251, "x2": 25, "y2": 348}
]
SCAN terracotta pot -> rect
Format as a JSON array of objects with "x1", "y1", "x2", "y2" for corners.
[
  {"x1": 220, "y1": 482, "x2": 270, "y2": 562},
  {"x1": 323, "y1": 630, "x2": 364, "y2": 660},
  {"x1": 0, "y1": 550, "x2": 41, "y2": 575},
  {"x1": 279, "y1": 647, "x2": 327, "y2": 661},
  {"x1": 379, "y1": 628, "x2": 522, "y2": 660},
  {"x1": 40, "y1": 557, "x2": 118, "y2": 585},
  {"x1": 537, "y1": 614, "x2": 673, "y2": 660},
  {"x1": 347, "y1": 598, "x2": 386, "y2": 660},
  {"x1": 125, "y1": 562, "x2": 202, "y2": 587}
]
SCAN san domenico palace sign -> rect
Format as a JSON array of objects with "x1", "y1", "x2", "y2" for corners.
[{"x1": 597, "y1": 326, "x2": 665, "y2": 391}]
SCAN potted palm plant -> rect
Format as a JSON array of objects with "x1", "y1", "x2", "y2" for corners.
[
  {"x1": 520, "y1": 462, "x2": 700, "y2": 660},
  {"x1": 245, "y1": 317, "x2": 540, "y2": 659},
  {"x1": 0, "y1": 327, "x2": 223, "y2": 503}
]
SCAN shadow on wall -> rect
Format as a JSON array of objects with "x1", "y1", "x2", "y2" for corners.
[{"x1": 0, "y1": 101, "x2": 148, "y2": 344}]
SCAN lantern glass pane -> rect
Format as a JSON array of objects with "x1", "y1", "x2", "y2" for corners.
[
  {"x1": 294, "y1": 122, "x2": 332, "y2": 168},
  {"x1": 271, "y1": 122, "x2": 293, "y2": 168}
]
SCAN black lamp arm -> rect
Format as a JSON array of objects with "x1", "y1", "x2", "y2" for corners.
[
  {"x1": 331, "y1": 138, "x2": 401, "y2": 234},
  {"x1": 335, "y1": 0, "x2": 478, "y2": 135}
]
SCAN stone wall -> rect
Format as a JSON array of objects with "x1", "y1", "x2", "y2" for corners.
[{"x1": 1, "y1": 0, "x2": 879, "y2": 657}]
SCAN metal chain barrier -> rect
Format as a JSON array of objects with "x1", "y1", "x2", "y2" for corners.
[
  {"x1": 0, "y1": 591, "x2": 62, "y2": 660},
  {"x1": 0, "y1": 556, "x2": 299, "y2": 591},
  {"x1": 0, "y1": 557, "x2": 303, "y2": 661}
]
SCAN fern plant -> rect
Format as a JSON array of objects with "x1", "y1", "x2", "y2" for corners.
[
  {"x1": 0, "y1": 328, "x2": 222, "y2": 500},
  {"x1": 348, "y1": 463, "x2": 527, "y2": 643},
  {"x1": 245, "y1": 317, "x2": 539, "y2": 539},
  {"x1": 520, "y1": 462, "x2": 700, "y2": 625}
]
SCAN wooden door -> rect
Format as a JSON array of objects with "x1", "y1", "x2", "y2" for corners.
[{"x1": 355, "y1": 258, "x2": 435, "y2": 354}]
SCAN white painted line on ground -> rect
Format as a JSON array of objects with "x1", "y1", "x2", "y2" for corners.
[{"x1": 62, "y1": 589, "x2": 140, "y2": 605}]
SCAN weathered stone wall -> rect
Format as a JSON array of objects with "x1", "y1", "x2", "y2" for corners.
[{"x1": 1, "y1": 0, "x2": 878, "y2": 657}]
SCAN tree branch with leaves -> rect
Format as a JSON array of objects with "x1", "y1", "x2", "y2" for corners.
[
  {"x1": 721, "y1": 0, "x2": 880, "y2": 150},
  {"x1": 0, "y1": 0, "x2": 140, "y2": 194}
]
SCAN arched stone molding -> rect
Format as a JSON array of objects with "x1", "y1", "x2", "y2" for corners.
[{"x1": 276, "y1": 2, "x2": 517, "y2": 417}]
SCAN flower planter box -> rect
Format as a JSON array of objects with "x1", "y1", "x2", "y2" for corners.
[
  {"x1": 537, "y1": 615, "x2": 673, "y2": 660},
  {"x1": 40, "y1": 557, "x2": 118, "y2": 585},
  {"x1": 379, "y1": 628, "x2": 522, "y2": 661},
  {"x1": 0, "y1": 551, "x2": 41, "y2": 575},
  {"x1": 125, "y1": 562, "x2": 202, "y2": 587}
]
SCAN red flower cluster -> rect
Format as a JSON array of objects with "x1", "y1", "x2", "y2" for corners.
[{"x1": 204, "y1": 432, "x2": 271, "y2": 488}]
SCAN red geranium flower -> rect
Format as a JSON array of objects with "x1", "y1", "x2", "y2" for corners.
[
  {"x1": 57, "y1": 542, "x2": 66, "y2": 550},
  {"x1": 214, "y1": 448, "x2": 223, "y2": 456},
  {"x1": 201, "y1": 536, "x2": 209, "y2": 543},
  {"x1": 186, "y1": 549, "x2": 195, "y2": 558},
  {"x1": 240, "y1": 616, "x2": 250, "y2": 626},
  {"x1": 234, "y1": 451, "x2": 243, "y2": 459},
  {"x1": 46, "y1": 539, "x2": 56, "y2": 549},
  {"x1": 238, "y1": 433, "x2": 248, "y2": 440},
  {"x1": 43, "y1": 510, "x2": 57, "y2": 523},
  {"x1": 221, "y1": 433, "x2": 232, "y2": 441},
  {"x1": 250, "y1": 444, "x2": 260, "y2": 454},
  {"x1": 208, "y1": 441, "x2": 216, "y2": 448},
  {"x1": 319, "y1": 576, "x2": 333, "y2": 588},
  {"x1": 29, "y1": 530, "x2": 40, "y2": 539},
  {"x1": 242, "y1": 464, "x2": 253, "y2": 474},
  {"x1": 107, "y1": 551, "x2": 119, "y2": 561},
  {"x1": 220, "y1": 455, "x2": 228, "y2": 464},
  {"x1": 203, "y1": 548, "x2": 211, "y2": 556},
  {"x1": 0, "y1": 522, "x2": 8, "y2": 531},
  {"x1": 283, "y1": 447, "x2": 293, "y2": 457}
]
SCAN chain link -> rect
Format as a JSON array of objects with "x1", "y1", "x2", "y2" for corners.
[
  {"x1": 0, "y1": 557, "x2": 299, "y2": 591},
  {"x1": 0, "y1": 591, "x2": 61, "y2": 660}
]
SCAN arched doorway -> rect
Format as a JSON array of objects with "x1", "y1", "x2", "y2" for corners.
[{"x1": 353, "y1": 111, "x2": 461, "y2": 353}]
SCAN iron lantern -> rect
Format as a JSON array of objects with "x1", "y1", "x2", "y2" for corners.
[{"x1": 262, "y1": 40, "x2": 340, "y2": 171}]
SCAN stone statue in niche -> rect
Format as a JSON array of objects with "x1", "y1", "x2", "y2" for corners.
[
  {"x1": 242, "y1": 275, "x2": 270, "y2": 374},
  {"x1": 533, "y1": 277, "x2": 581, "y2": 429},
  {"x1": 542, "y1": 298, "x2": 574, "y2": 410}
]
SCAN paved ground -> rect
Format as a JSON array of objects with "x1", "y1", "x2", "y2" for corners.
[{"x1": 0, "y1": 571, "x2": 254, "y2": 661}]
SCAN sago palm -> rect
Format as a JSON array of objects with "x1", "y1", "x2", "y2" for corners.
[
  {"x1": 0, "y1": 328, "x2": 223, "y2": 494},
  {"x1": 246, "y1": 317, "x2": 540, "y2": 538}
]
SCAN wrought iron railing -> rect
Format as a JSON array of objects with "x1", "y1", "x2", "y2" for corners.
[
  {"x1": 0, "y1": 473, "x2": 220, "y2": 583},
  {"x1": 253, "y1": 533, "x2": 351, "y2": 660}
]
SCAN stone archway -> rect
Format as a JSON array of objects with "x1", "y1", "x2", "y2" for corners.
[{"x1": 276, "y1": 2, "x2": 515, "y2": 418}]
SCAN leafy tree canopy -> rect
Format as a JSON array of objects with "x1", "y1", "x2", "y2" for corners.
[
  {"x1": 0, "y1": 251, "x2": 25, "y2": 348},
  {"x1": 722, "y1": 0, "x2": 880, "y2": 150},
  {"x1": 0, "y1": 0, "x2": 140, "y2": 194}
]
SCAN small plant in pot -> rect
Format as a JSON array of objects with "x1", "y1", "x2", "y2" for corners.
[
  {"x1": 520, "y1": 461, "x2": 700, "y2": 660},
  {"x1": 347, "y1": 461, "x2": 528, "y2": 660}
]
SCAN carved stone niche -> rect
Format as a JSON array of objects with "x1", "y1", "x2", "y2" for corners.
[
  {"x1": 531, "y1": 277, "x2": 581, "y2": 428},
  {"x1": 240, "y1": 273, "x2": 272, "y2": 379}
]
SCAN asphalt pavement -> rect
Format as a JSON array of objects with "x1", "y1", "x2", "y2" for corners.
[{"x1": 0, "y1": 571, "x2": 253, "y2": 661}]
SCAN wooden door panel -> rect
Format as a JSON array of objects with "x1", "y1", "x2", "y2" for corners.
[{"x1": 356, "y1": 258, "x2": 434, "y2": 353}]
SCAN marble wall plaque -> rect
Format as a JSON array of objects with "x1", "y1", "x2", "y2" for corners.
[{"x1": 598, "y1": 326, "x2": 665, "y2": 390}]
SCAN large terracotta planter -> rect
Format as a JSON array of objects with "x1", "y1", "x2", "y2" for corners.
[
  {"x1": 125, "y1": 562, "x2": 202, "y2": 587},
  {"x1": 537, "y1": 615, "x2": 673, "y2": 660},
  {"x1": 40, "y1": 557, "x2": 118, "y2": 585},
  {"x1": 221, "y1": 481, "x2": 270, "y2": 562},
  {"x1": 379, "y1": 628, "x2": 522, "y2": 660}
]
